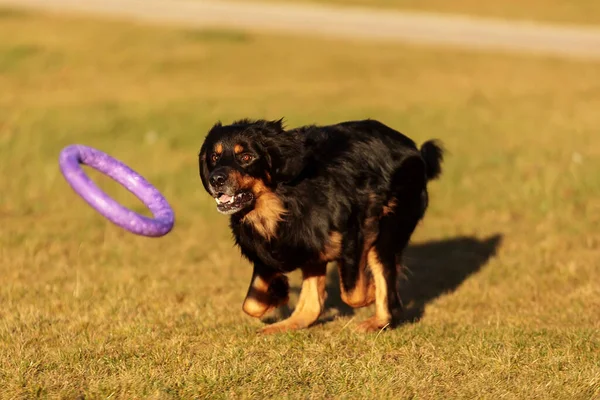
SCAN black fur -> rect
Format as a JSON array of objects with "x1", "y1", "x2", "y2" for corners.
[{"x1": 198, "y1": 118, "x2": 444, "y2": 331}]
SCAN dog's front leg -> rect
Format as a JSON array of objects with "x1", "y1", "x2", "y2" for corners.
[
  {"x1": 242, "y1": 262, "x2": 289, "y2": 319},
  {"x1": 259, "y1": 263, "x2": 327, "y2": 334}
]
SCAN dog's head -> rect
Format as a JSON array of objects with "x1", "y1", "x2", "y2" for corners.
[{"x1": 198, "y1": 119, "x2": 304, "y2": 215}]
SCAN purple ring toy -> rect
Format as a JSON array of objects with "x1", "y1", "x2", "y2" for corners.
[{"x1": 58, "y1": 144, "x2": 175, "y2": 237}]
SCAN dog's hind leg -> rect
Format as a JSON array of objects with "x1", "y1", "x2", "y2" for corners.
[
  {"x1": 337, "y1": 199, "x2": 381, "y2": 309},
  {"x1": 338, "y1": 258, "x2": 375, "y2": 309},
  {"x1": 356, "y1": 156, "x2": 427, "y2": 332},
  {"x1": 338, "y1": 226, "x2": 377, "y2": 309},
  {"x1": 355, "y1": 244, "x2": 402, "y2": 332},
  {"x1": 259, "y1": 263, "x2": 327, "y2": 334}
]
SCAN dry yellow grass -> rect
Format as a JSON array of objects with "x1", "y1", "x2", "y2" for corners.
[{"x1": 1, "y1": 8, "x2": 599, "y2": 399}]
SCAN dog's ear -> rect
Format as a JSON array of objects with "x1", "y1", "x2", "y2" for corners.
[
  {"x1": 258, "y1": 122, "x2": 305, "y2": 183},
  {"x1": 264, "y1": 118, "x2": 284, "y2": 132},
  {"x1": 198, "y1": 143, "x2": 211, "y2": 194},
  {"x1": 268, "y1": 147, "x2": 304, "y2": 183}
]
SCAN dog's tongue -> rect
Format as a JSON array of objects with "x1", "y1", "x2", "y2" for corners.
[{"x1": 219, "y1": 194, "x2": 233, "y2": 203}]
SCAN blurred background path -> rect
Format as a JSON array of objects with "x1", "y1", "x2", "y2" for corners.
[{"x1": 2, "y1": 0, "x2": 600, "y2": 60}]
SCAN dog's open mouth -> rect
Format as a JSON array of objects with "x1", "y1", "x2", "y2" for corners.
[{"x1": 215, "y1": 191, "x2": 254, "y2": 214}]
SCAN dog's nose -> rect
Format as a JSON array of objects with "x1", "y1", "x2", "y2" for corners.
[{"x1": 210, "y1": 171, "x2": 227, "y2": 188}]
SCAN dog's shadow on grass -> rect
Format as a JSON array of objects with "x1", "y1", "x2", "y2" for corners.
[
  {"x1": 396, "y1": 233, "x2": 503, "y2": 323},
  {"x1": 265, "y1": 234, "x2": 503, "y2": 325}
]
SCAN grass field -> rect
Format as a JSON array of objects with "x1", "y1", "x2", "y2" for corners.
[
  {"x1": 1, "y1": 7, "x2": 600, "y2": 399},
  {"x1": 263, "y1": 0, "x2": 600, "y2": 26}
]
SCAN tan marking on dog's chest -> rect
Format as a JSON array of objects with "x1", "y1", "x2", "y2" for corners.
[{"x1": 242, "y1": 181, "x2": 286, "y2": 240}]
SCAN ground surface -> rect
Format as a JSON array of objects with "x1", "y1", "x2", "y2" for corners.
[
  {"x1": 1, "y1": 9, "x2": 600, "y2": 399},
  {"x1": 265, "y1": 0, "x2": 600, "y2": 25}
]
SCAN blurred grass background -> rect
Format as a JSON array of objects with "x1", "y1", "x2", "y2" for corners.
[
  {"x1": 263, "y1": 0, "x2": 600, "y2": 25},
  {"x1": 0, "y1": 5, "x2": 599, "y2": 399}
]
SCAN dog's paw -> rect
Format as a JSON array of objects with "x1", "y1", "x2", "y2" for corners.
[
  {"x1": 258, "y1": 320, "x2": 301, "y2": 335},
  {"x1": 355, "y1": 317, "x2": 390, "y2": 333}
]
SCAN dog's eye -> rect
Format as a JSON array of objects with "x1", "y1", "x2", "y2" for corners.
[
  {"x1": 240, "y1": 154, "x2": 254, "y2": 163},
  {"x1": 210, "y1": 153, "x2": 219, "y2": 163}
]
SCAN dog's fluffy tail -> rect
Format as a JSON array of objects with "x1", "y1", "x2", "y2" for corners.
[{"x1": 420, "y1": 140, "x2": 444, "y2": 181}]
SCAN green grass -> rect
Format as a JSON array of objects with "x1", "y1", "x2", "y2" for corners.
[
  {"x1": 1, "y1": 9, "x2": 600, "y2": 399},
  {"x1": 260, "y1": 0, "x2": 600, "y2": 26}
]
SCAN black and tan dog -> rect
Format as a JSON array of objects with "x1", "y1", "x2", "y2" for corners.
[{"x1": 198, "y1": 119, "x2": 443, "y2": 334}]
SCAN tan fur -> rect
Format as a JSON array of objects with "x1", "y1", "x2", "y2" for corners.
[
  {"x1": 382, "y1": 198, "x2": 397, "y2": 216},
  {"x1": 234, "y1": 144, "x2": 244, "y2": 154},
  {"x1": 340, "y1": 267, "x2": 376, "y2": 308},
  {"x1": 339, "y1": 215, "x2": 378, "y2": 308},
  {"x1": 260, "y1": 266, "x2": 327, "y2": 334},
  {"x1": 242, "y1": 296, "x2": 270, "y2": 318},
  {"x1": 242, "y1": 275, "x2": 271, "y2": 317},
  {"x1": 237, "y1": 177, "x2": 287, "y2": 241},
  {"x1": 242, "y1": 274, "x2": 289, "y2": 318},
  {"x1": 356, "y1": 248, "x2": 392, "y2": 332},
  {"x1": 320, "y1": 231, "x2": 342, "y2": 262},
  {"x1": 215, "y1": 143, "x2": 223, "y2": 154}
]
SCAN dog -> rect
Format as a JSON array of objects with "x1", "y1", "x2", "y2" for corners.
[{"x1": 198, "y1": 118, "x2": 443, "y2": 334}]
